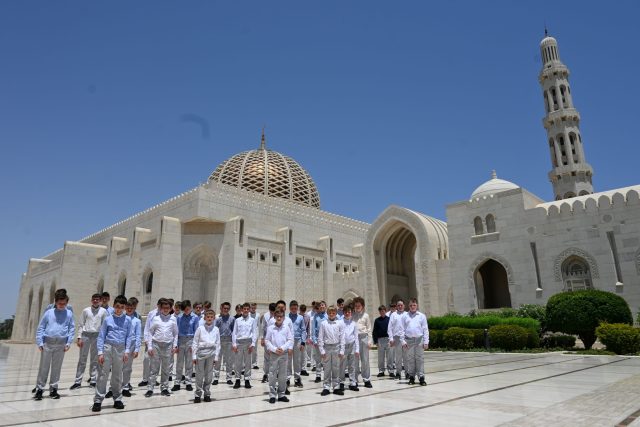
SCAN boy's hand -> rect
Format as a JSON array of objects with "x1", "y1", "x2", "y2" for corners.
[
  {"x1": 288, "y1": 349, "x2": 293, "y2": 356},
  {"x1": 133, "y1": 352, "x2": 139, "y2": 358},
  {"x1": 275, "y1": 348, "x2": 284, "y2": 355},
  {"x1": 232, "y1": 346, "x2": 238, "y2": 353},
  {"x1": 322, "y1": 354, "x2": 328, "y2": 362},
  {"x1": 123, "y1": 354, "x2": 129, "y2": 363},
  {"x1": 248, "y1": 345, "x2": 254, "y2": 354},
  {"x1": 38, "y1": 346, "x2": 43, "y2": 352},
  {"x1": 339, "y1": 354, "x2": 344, "y2": 360},
  {"x1": 148, "y1": 349, "x2": 154, "y2": 357},
  {"x1": 64, "y1": 345, "x2": 70, "y2": 352},
  {"x1": 355, "y1": 352, "x2": 359, "y2": 357},
  {"x1": 77, "y1": 338, "x2": 83, "y2": 348},
  {"x1": 193, "y1": 360, "x2": 197, "y2": 366},
  {"x1": 172, "y1": 347, "x2": 178, "y2": 354},
  {"x1": 261, "y1": 338, "x2": 265, "y2": 347},
  {"x1": 98, "y1": 355, "x2": 105, "y2": 365},
  {"x1": 424, "y1": 344, "x2": 429, "y2": 350},
  {"x1": 402, "y1": 343, "x2": 408, "y2": 350}
]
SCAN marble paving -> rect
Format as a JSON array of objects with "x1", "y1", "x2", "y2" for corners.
[{"x1": 1, "y1": 343, "x2": 639, "y2": 426}]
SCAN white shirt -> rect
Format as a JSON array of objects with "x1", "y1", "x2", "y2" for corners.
[
  {"x1": 400, "y1": 311, "x2": 429, "y2": 345},
  {"x1": 232, "y1": 315, "x2": 257, "y2": 347},
  {"x1": 354, "y1": 311, "x2": 372, "y2": 345},
  {"x1": 261, "y1": 312, "x2": 273, "y2": 338},
  {"x1": 147, "y1": 314, "x2": 178, "y2": 347},
  {"x1": 388, "y1": 311, "x2": 406, "y2": 342},
  {"x1": 79, "y1": 306, "x2": 107, "y2": 334},
  {"x1": 143, "y1": 308, "x2": 158, "y2": 344},
  {"x1": 265, "y1": 323, "x2": 294, "y2": 353},
  {"x1": 268, "y1": 315, "x2": 293, "y2": 333},
  {"x1": 341, "y1": 319, "x2": 360, "y2": 353},
  {"x1": 318, "y1": 319, "x2": 345, "y2": 355},
  {"x1": 192, "y1": 324, "x2": 221, "y2": 361}
]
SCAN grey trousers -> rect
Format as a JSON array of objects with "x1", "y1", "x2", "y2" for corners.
[
  {"x1": 287, "y1": 339, "x2": 303, "y2": 380},
  {"x1": 313, "y1": 345, "x2": 324, "y2": 377},
  {"x1": 376, "y1": 337, "x2": 391, "y2": 373},
  {"x1": 148, "y1": 341, "x2": 173, "y2": 391},
  {"x1": 403, "y1": 336, "x2": 425, "y2": 377},
  {"x1": 322, "y1": 344, "x2": 340, "y2": 390},
  {"x1": 252, "y1": 342, "x2": 258, "y2": 367},
  {"x1": 195, "y1": 355, "x2": 215, "y2": 397},
  {"x1": 36, "y1": 337, "x2": 67, "y2": 391},
  {"x1": 263, "y1": 342, "x2": 270, "y2": 376},
  {"x1": 122, "y1": 349, "x2": 135, "y2": 389},
  {"x1": 268, "y1": 352, "x2": 287, "y2": 398},
  {"x1": 355, "y1": 333, "x2": 371, "y2": 382},
  {"x1": 392, "y1": 335, "x2": 406, "y2": 374},
  {"x1": 176, "y1": 336, "x2": 194, "y2": 385},
  {"x1": 214, "y1": 338, "x2": 233, "y2": 381},
  {"x1": 142, "y1": 343, "x2": 151, "y2": 381},
  {"x1": 305, "y1": 343, "x2": 314, "y2": 367},
  {"x1": 234, "y1": 338, "x2": 252, "y2": 380},
  {"x1": 339, "y1": 342, "x2": 356, "y2": 385},
  {"x1": 95, "y1": 343, "x2": 125, "y2": 403},
  {"x1": 74, "y1": 332, "x2": 99, "y2": 384}
]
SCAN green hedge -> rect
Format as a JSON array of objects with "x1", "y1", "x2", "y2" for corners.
[
  {"x1": 541, "y1": 334, "x2": 576, "y2": 349},
  {"x1": 488, "y1": 325, "x2": 529, "y2": 351},
  {"x1": 443, "y1": 327, "x2": 474, "y2": 350},
  {"x1": 595, "y1": 323, "x2": 640, "y2": 355},
  {"x1": 429, "y1": 315, "x2": 540, "y2": 332}
]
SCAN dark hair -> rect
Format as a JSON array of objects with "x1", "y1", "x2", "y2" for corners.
[
  {"x1": 289, "y1": 300, "x2": 299, "y2": 308},
  {"x1": 102, "y1": 292, "x2": 110, "y2": 298},
  {"x1": 337, "y1": 298, "x2": 345, "y2": 305},
  {"x1": 203, "y1": 301, "x2": 212, "y2": 309},
  {"x1": 221, "y1": 302, "x2": 231, "y2": 309},
  {"x1": 91, "y1": 293, "x2": 102, "y2": 299},
  {"x1": 174, "y1": 300, "x2": 181, "y2": 307},
  {"x1": 181, "y1": 300, "x2": 192, "y2": 310},
  {"x1": 204, "y1": 309, "x2": 216, "y2": 317},
  {"x1": 129, "y1": 297, "x2": 138, "y2": 305},
  {"x1": 235, "y1": 304, "x2": 242, "y2": 310},
  {"x1": 276, "y1": 300, "x2": 286, "y2": 307},
  {"x1": 157, "y1": 298, "x2": 164, "y2": 305},
  {"x1": 408, "y1": 298, "x2": 418, "y2": 305},
  {"x1": 300, "y1": 304, "x2": 307, "y2": 312},
  {"x1": 274, "y1": 309, "x2": 285, "y2": 317},
  {"x1": 378, "y1": 305, "x2": 387, "y2": 311},
  {"x1": 353, "y1": 297, "x2": 365, "y2": 307},
  {"x1": 168, "y1": 298, "x2": 174, "y2": 305},
  {"x1": 343, "y1": 304, "x2": 353, "y2": 313},
  {"x1": 242, "y1": 302, "x2": 250, "y2": 309},
  {"x1": 268, "y1": 302, "x2": 277, "y2": 312},
  {"x1": 54, "y1": 293, "x2": 69, "y2": 303},
  {"x1": 193, "y1": 302, "x2": 202, "y2": 308},
  {"x1": 158, "y1": 298, "x2": 171, "y2": 308},
  {"x1": 114, "y1": 295, "x2": 127, "y2": 306}
]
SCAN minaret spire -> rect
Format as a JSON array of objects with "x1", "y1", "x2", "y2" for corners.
[
  {"x1": 539, "y1": 34, "x2": 593, "y2": 200},
  {"x1": 260, "y1": 126, "x2": 266, "y2": 150}
]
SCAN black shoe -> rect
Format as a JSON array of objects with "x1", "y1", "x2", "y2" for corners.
[
  {"x1": 244, "y1": 380, "x2": 252, "y2": 389},
  {"x1": 161, "y1": 389, "x2": 171, "y2": 396},
  {"x1": 294, "y1": 379, "x2": 303, "y2": 388},
  {"x1": 227, "y1": 380, "x2": 233, "y2": 385},
  {"x1": 312, "y1": 366, "x2": 316, "y2": 372},
  {"x1": 138, "y1": 380, "x2": 148, "y2": 387},
  {"x1": 105, "y1": 390, "x2": 113, "y2": 399},
  {"x1": 395, "y1": 373, "x2": 401, "y2": 380},
  {"x1": 252, "y1": 365, "x2": 259, "y2": 370},
  {"x1": 261, "y1": 374, "x2": 268, "y2": 383},
  {"x1": 155, "y1": 381, "x2": 160, "y2": 386},
  {"x1": 321, "y1": 389, "x2": 330, "y2": 396},
  {"x1": 345, "y1": 372, "x2": 349, "y2": 378},
  {"x1": 286, "y1": 379, "x2": 290, "y2": 386},
  {"x1": 90, "y1": 382, "x2": 96, "y2": 387},
  {"x1": 269, "y1": 397, "x2": 276, "y2": 404},
  {"x1": 349, "y1": 384, "x2": 359, "y2": 391},
  {"x1": 70, "y1": 383, "x2": 81, "y2": 390},
  {"x1": 204, "y1": 395, "x2": 211, "y2": 402},
  {"x1": 419, "y1": 377, "x2": 427, "y2": 386},
  {"x1": 126, "y1": 383, "x2": 132, "y2": 390},
  {"x1": 307, "y1": 363, "x2": 311, "y2": 367},
  {"x1": 315, "y1": 376, "x2": 321, "y2": 383},
  {"x1": 113, "y1": 401, "x2": 125, "y2": 410},
  {"x1": 171, "y1": 384, "x2": 180, "y2": 392},
  {"x1": 181, "y1": 375, "x2": 185, "y2": 382},
  {"x1": 144, "y1": 390, "x2": 153, "y2": 398},
  {"x1": 122, "y1": 389, "x2": 132, "y2": 397},
  {"x1": 34, "y1": 389, "x2": 43, "y2": 401},
  {"x1": 333, "y1": 389, "x2": 344, "y2": 395},
  {"x1": 31, "y1": 387, "x2": 37, "y2": 393},
  {"x1": 377, "y1": 372, "x2": 385, "y2": 377},
  {"x1": 192, "y1": 372, "x2": 196, "y2": 377},
  {"x1": 186, "y1": 384, "x2": 193, "y2": 391},
  {"x1": 168, "y1": 376, "x2": 172, "y2": 382},
  {"x1": 91, "y1": 402, "x2": 101, "y2": 412},
  {"x1": 284, "y1": 387, "x2": 290, "y2": 395},
  {"x1": 278, "y1": 396, "x2": 290, "y2": 402},
  {"x1": 233, "y1": 380, "x2": 241, "y2": 389},
  {"x1": 408, "y1": 376, "x2": 415, "y2": 385},
  {"x1": 212, "y1": 380, "x2": 219, "y2": 386},
  {"x1": 364, "y1": 380, "x2": 372, "y2": 388},
  {"x1": 50, "y1": 389, "x2": 60, "y2": 399},
  {"x1": 241, "y1": 370, "x2": 244, "y2": 376},
  {"x1": 300, "y1": 370, "x2": 309, "y2": 376},
  {"x1": 194, "y1": 396, "x2": 201, "y2": 403},
  {"x1": 339, "y1": 383, "x2": 345, "y2": 391},
  {"x1": 388, "y1": 372, "x2": 395, "y2": 378}
]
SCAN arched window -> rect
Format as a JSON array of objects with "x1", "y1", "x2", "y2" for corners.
[
  {"x1": 473, "y1": 216, "x2": 484, "y2": 235},
  {"x1": 118, "y1": 273, "x2": 127, "y2": 296},
  {"x1": 550, "y1": 87, "x2": 558, "y2": 110},
  {"x1": 564, "y1": 191, "x2": 576, "y2": 199},
  {"x1": 549, "y1": 138, "x2": 558, "y2": 167},
  {"x1": 145, "y1": 271, "x2": 153, "y2": 294},
  {"x1": 97, "y1": 278, "x2": 104, "y2": 294},
  {"x1": 562, "y1": 256, "x2": 592, "y2": 291},
  {"x1": 49, "y1": 282, "x2": 56, "y2": 304},
  {"x1": 578, "y1": 190, "x2": 590, "y2": 196},
  {"x1": 559, "y1": 85, "x2": 567, "y2": 107},
  {"x1": 543, "y1": 92, "x2": 550, "y2": 113},
  {"x1": 485, "y1": 214, "x2": 496, "y2": 233}
]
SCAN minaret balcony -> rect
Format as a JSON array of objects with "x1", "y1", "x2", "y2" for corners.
[{"x1": 542, "y1": 108, "x2": 580, "y2": 128}]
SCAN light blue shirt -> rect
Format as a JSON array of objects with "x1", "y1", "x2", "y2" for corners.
[
  {"x1": 127, "y1": 314, "x2": 142, "y2": 353},
  {"x1": 36, "y1": 308, "x2": 75, "y2": 347},
  {"x1": 289, "y1": 313, "x2": 307, "y2": 343},
  {"x1": 312, "y1": 312, "x2": 327, "y2": 344},
  {"x1": 97, "y1": 313, "x2": 133, "y2": 355},
  {"x1": 103, "y1": 305, "x2": 115, "y2": 316},
  {"x1": 177, "y1": 312, "x2": 198, "y2": 337},
  {"x1": 215, "y1": 315, "x2": 235, "y2": 337}
]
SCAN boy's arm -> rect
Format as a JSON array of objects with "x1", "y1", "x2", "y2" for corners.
[
  {"x1": 97, "y1": 319, "x2": 108, "y2": 356},
  {"x1": 172, "y1": 319, "x2": 179, "y2": 348},
  {"x1": 35, "y1": 312, "x2": 48, "y2": 347},
  {"x1": 423, "y1": 316, "x2": 429, "y2": 346},
  {"x1": 134, "y1": 320, "x2": 142, "y2": 353},
  {"x1": 146, "y1": 318, "x2": 155, "y2": 348},
  {"x1": 300, "y1": 317, "x2": 307, "y2": 343},
  {"x1": 66, "y1": 312, "x2": 75, "y2": 346},
  {"x1": 387, "y1": 315, "x2": 394, "y2": 342},
  {"x1": 250, "y1": 318, "x2": 258, "y2": 347},
  {"x1": 231, "y1": 319, "x2": 238, "y2": 347},
  {"x1": 213, "y1": 328, "x2": 221, "y2": 360},
  {"x1": 317, "y1": 324, "x2": 325, "y2": 354},
  {"x1": 191, "y1": 328, "x2": 200, "y2": 360},
  {"x1": 339, "y1": 324, "x2": 345, "y2": 355},
  {"x1": 265, "y1": 328, "x2": 276, "y2": 353},
  {"x1": 353, "y1": 328, "x2": 360, "y2": 353},
  {"x1": 124, "y1": 320, "x2": 132, "y2": 354},
  {"x1": 286, "y1": 326, "x2": 294, "y2": 351}
]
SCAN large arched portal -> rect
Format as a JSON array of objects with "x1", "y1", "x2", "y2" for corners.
[
  {"x1": 183, "y1": 245, "x2": 218, "y2": 306},
  {"x1": 475, "y1": 259, "x2": 511, "y2": 309},
  {"x1": 374, "y1": 223, "x2": 418, "y2": 306}
]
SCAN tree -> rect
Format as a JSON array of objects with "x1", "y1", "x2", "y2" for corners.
[
  {"x1": 0, "y1": 316, "x2": 14, "y2": 340},
  {"x1": 546, "y1": 290, "x2": 632, "y2": 349}
]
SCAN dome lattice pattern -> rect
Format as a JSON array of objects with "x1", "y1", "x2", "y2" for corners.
[{"x1": 208, "y1": 140, "x2": 320, "y2": 209}]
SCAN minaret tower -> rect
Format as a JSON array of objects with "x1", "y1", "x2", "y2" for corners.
[{"x1": 539, "y1": 31, "x2": 594, "y2": 200}]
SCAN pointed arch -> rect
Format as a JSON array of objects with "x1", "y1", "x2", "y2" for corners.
[
  {"x1": 553, "y1": 247, "x2": 599, "y2": 281},
  {"x1": 97, "y1": 277, "x2": 104, "y2": 294},
  {"x1": 49, "y1": 280, "x2": 57, "y2": 304},
  {"x1": 468, "y1": 254, "x2": 514, "y2": 309},
  {"x1": 183, "y1": 244, "x2": 219, "y2": 305},
  {"x1": 117, "y1": 271, "x2": 127, "y2": 296}
]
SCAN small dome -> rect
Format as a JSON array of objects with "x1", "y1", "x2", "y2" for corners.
[
  {"x1": 471, "y1": 171, "x2": 519, "y2": 199},
  {"x1": 208, "y1": 132, "x2": 321, "y2": 209}
]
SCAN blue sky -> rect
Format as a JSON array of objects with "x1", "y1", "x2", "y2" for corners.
[{"x1": 1, "y1": 1, "x2": 639, "y2": 320}]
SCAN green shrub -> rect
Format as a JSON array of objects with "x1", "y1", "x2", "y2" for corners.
[
  {"x1": 541, "y1": 334, "x2": 576, "y2": 349},
  {"x1": 517, "y1": 304, "x2": 547, "y2": 333},
  {"x1": 429, "y1": 315, "x2": 540, "y2": 332},
  {"x1": 488, "y1": 325, "x2": 529, "y2": 351},
  {"x1": 443, "y1": 327, "x2": 474, "y2": 350},
  {"x1": 469, "y1": 328, "x2": 486, "y2": 348},
  {"x1": 595, "y1": 323, "x2": 640, "y2": 355},
  {"x1": 429, "y1": 329, "x2": 445, "y2": 348},
  {"x1": 546, "y1": 290, "x2": 633, "y2": 349},
  {"x1": 526, "y1": 329, "x2": 540, "y2": 348}
]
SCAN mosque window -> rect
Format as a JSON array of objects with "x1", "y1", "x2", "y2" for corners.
[
  {"x1": 486, "y1": 214, "x2": 496, "y2": 233},
  {"x1": 272, "y1": 253, "x2": 280, "y2": 264},
  {"x1": 335, "y1": 263, "x2": 342, "y2": 273},
  {"x1": 343, "y1": 265, "x2": 349, "y2": 274},
  {"x1": 259, "y1": 252, "x2": 267, "y2": 262},
  {"x1": 145, "y1": 272, "x2": 153, "y2": 294},
  {"x1": 315, "y1": 260, "x2": 322, "y2": 270},
  {"x1": 305, "y1": 258, "x2": 312, "y2": 268},
  {"x1": 562, "y1": 256, "x2": 593, "y2": 291},
  {"x1": 473, "y1": 216, "x2": 484, "y2": 235},
  {"x1": 295, "y1": 257, "x2": 302, "y2": 267},
  {"x1": 247, "y1": 250, "x2": 255, "y2": 260},
  {"x1": 352, "y1": 265, "x2": 358, "y2": 273}
]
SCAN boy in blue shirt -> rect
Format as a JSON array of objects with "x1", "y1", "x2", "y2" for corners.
[
  {"x1": 287, "y1": 300, "x2": 307, "y2": 388},
  {"x1": 92, "y1": 295, "x2": 133, "y2": 412},
  {"x1": 34, "y1": 292, "x2": 75, "y2": 400},
  {"x1": 173, "y1": 300, "x2": 198, "y2": 391},
  {"x1": 122, "y1": 298, "x2": 142, "y2": 396}
]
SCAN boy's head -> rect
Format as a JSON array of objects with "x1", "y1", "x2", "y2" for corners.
[
  {"x1": 193, "y1": 302, "x2": 203, "y2": 315},
  {"x1": 299, "y1": 304, "x2": 307, "y2": 314},
  {"x1": 235, "y1": 304, "x2": 242, "y2": 315},
  {"x1": 220, "y1": 302, "x2": 231, "y2": 316},
  {"x1": 54, "y1": 292, "x2": 69, "y2": 309},
  {"x1": 173, "y1": 300, "x2": 181, "y2": 313},
  {"x1": 181, "y1": 300, "x2": 192, "y2": 315},
  {"x1": 203, "y1": 300, "x2": 212, "y2": 310},
  {"x1": 159, "y1": 298, "x2": 172, "y2": 315},
  {"x1": 268, "y1": 302, "x2": 277, "y2": 313},
  {"x1": 125, "y1": 298, "x2": 137, "y2": 316},
  {"x1": 326, "y1": 305, "x2": 337, "y2": 319},
  {"x1": 113, "y1": 295, "x2": 127, "y2": 316},
  {"x1": 274, "y1": 309, "x2": 285, "y2": 327},
  {"x1": 242, "y1": 302, "x2": 250, "y2": 317},
  {"x1": 129, "y1": 296, "x2": 138, "y2": 309},
  {"x1": 250, "y1": 303, "x2": 257, "y2": 314},
  {"x1": 101, "y1": 291, "x2": 111, "y2": 307},
  {"x1": 204, "y1": 309, "x2": 216, "y2": 324},
  {"x1": 408, "y1": 298, "x2": 418, "y2": 313},
  {"x1": 353, "y1": 297, "x2": 365, "y2": 313},
  {"x1": 396, "y1": 300, "x2": 405, "y2": 312},
  {"x1": 389, "y1": 302, "x2": 396, "y2": 312},
  {"x1": 275, "y1": 300, "x2": 286, "y2": 312},
  {"x1": 289, "y1": 300, "x2": 299, "y2": 314},
  {"x1": 91, "y1": 293, "x2": 102, "y2": 308},
  {"x1": 378, "y1": 305, "x2": 387, "y2": 316},
  {"x1": 336, "y1": 298, "x2": 345, "y2": 311},
  {"x1": 318, "y1": 301, "x2": 327, "y2": 313},
  {"x1": 343, "y1": 304, "x2": 353, "y2": 319}
]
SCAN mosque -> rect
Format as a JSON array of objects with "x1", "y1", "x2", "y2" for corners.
[{"x1": 11, "y1": 34, "x2": 640, "y2": 341}]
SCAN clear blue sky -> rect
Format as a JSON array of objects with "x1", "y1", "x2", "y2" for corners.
[{"x1": 1, "y1": 1, "x2": 639, "y2": 320}]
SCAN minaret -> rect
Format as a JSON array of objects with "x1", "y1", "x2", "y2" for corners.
[{"x1": 539, "y1": 31, "x2": 594, "y2": 200}]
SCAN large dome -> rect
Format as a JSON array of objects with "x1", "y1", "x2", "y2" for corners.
[
  {"x1": 208, "y1": 133, "x2": 321, "y2": 209},
  {"x1": 471, "y1": 171, "x2": 519, "y2": 199}
]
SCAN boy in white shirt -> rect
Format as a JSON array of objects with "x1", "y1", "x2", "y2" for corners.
[
  {"x1": 400, "y1": 298, "x2": 429, "y2": 386},
  {"x1": 388, "y1": 299, "x2": 407, "y2": 379},
  {"x1": 339, "y1": 305, "x2": 359, "y2": 392},
  {"x1": 192, "y1": 309, "x2": 220, "y2": 403},
  {"x1": 232, "y1": 302, "x2": 257, "y2": 389},
  {"x1": 352, "y1": 296, "x2": 373, "y2": 388},
  {"x1": 145, "y1": 298, "x2": 178, "y2": 397},
  {"x1": 265, "y1": 309, "x2": 293, "y2": 403},
  {"x1": 71, "y1": 293, "x2": 107, "y2": 389},
  {"x1": 318, "y1": 305, "x2": 345, "y2": 396},
  {"x1": 250, "y1": 303, "x2": 260, "y2": 370}
]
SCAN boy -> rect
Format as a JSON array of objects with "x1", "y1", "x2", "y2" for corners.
[
  {"x1": 34, "y1": 292, "x2": 75, "y2": 400},
  {"x1": 173, "y1": 300, "x2": 182, "y2": 317},
  {"x1": 265, "y1": 309, "x2": 293, "y2": 403},
  {"x1": 260, "y1": 302, "x2": 276, "y2": 383},
  {"x1": 288, "y1": 300, "x2": 307, "y2": 388},
  {"x1": 43, "y1": 289, "x2": 74, "y2": 313},
  {"x1": 373, "y1": 305, "x2": 391, "y2": 377},
  {"x1": 101, "y1": 292, "x2": 115, "y2": 315},
  {"x1": 173, "y1": 300, "x2": 198, "y2": 391},
  {"x1": 305, "y1": 302, "x2": 316, "y2": 372},
  {"x1": 145, "y1": 298, "x2": 178, "y2": 397},
  {"x1": 400, "y1": 298, "x2": 429, "y2": 386},
  {"x1": 91, "y1": 295, "x2": 133, "y2": 412},
  {"x1": 299, "y1": 304, "x2": 310, "y2": 376},
  {"x1": 249, "y1": 303, "x2": 260, "y2": 370},
  {"x1": 192, "y1": 309, "x2": 220, "y2": 403},
  {"x1": 388, "y1": 299, "x2": 407, "y2": 379},
  {"x1": 213, "y1": 302, "x2": 235, "y2": 385},
  {"x1": 233, "y1": 304, "x2": 243, "y2": 319},
  {"x1": 336, "y1": 298, "x2": 345, "y2": 320},
  {"x1": 311, "y1": 301, "x2": 327, "y2": 383},
  {"x1": 198, "y1": 301, "x2": 212, "y2": 327},
  {"x1": 231, "y1": 302, "x2": 257, "y2": 389},
  {"x1": 70, "y1": 293, "x2": 107, "y2": 389},
  {"x1": 318, "y1": 305, "x2": 345, "y2": 396},
  {"x1": 139, "y1": 299, "x2": 162, "y2": 387},
  {"x1": 339, "y1": 304, "x2": 359, "y2": 392},
  {"x1": 352, "y1": 297, "x2": 373, "y2": 388},
  {"x1": 122, "y1": 298, "x2": 141, "y2": 396}
]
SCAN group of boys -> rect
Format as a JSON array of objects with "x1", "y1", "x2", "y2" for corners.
[{"x1": 33, "y1": 289, "x2": 429, "y2": 413}]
